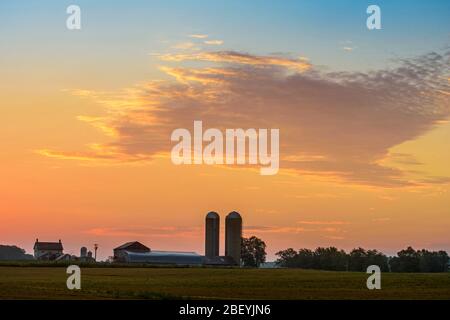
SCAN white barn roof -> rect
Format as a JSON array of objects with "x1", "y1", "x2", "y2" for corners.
[{"x1": 123, "y1": 250, "x2": 203, "y2": 265}]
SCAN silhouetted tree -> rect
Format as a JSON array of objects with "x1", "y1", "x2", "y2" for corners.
[
  {"x1": 276, "y1": 247, "x2": 348, "y2": 270},
  {"x1": 366, "y1": 249, "x2": 389, "y2": 272},
  {"x1": 241, "y1": 236, "x2": 267, "y2": 267},
  {"x1": 0, "y1": 245, "x2": 33, "y2": 260},
  {"x1": 390, "y1": 247, "x2": 420, "y2": 272},
  {"x1": 275, "y1": 248, "x2": 298, "y2": 268},
  {"x1": 418, "y1": 249, "x2": 449, "y2": 272},
  {"x1": 437, "y1": 250, "x2": 450, "y2": 272},
  {"x1": 275, "y1": 245, "x2": 448, "y2": 272},
  {"x1": 313, "y1": 247, "x2": 348, "y2": 271},
  {"x1": 297, "y1": 249, "x2": 315, "y2": 269},
  {"x1": 348, "y1": 248, "x2": 389, "y2": 272},
  {"x1": 348, "y1": 247, "x2": 367, "y2": 271}
]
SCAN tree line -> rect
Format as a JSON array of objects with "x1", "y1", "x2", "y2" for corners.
[
  {"x1": 275, "y1": 246, "x2": 449, "y2": 272},
  {"x1": 0, "y1": 245, "x2": 33, "y2": 260}
]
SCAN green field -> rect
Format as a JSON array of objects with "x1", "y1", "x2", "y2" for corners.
[{"x1": 0, "y1": 266, "x2": 449, "y2": 300}]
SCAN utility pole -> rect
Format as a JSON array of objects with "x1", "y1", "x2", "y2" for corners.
[{"x1": 94, "y1": 244, "x2": 98, "y2": 262}]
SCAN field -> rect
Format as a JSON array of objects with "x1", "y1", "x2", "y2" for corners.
[{"x1": 0, "y1": 266, "x2": 449, "y2": 300}]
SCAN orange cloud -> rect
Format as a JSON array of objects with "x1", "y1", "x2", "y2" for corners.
[
  {"x1": 297, "y1": 220, "x2": 350, "y2": 225},
  {"x1": 245, "y1": 225, "x2": 307, "y2": 234},
  {"x1": 40, "y1": 50, "x2": 450, "y2": 187},
  {"x1": 245, "y1": 225, "x2": 348, "y2": 239},
  {"x1": 84, "y1": 226, "x2": 201, "y2": 238},
  {"x1": 158, "y1": 51, "x2": 311, "y2": 72}
]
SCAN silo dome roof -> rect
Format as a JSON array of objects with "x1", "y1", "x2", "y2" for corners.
[
  {"x1": 226, "y1": 211, "x2": 242, "y2": 219},
  {"x1": 206, "y1": 211, "x2": 220, "y2": 219}
]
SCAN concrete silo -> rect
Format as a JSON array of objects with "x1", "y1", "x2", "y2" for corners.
[
  {"x1": 205, "y1": 211, "x2": 220, "y2": 258},
  {"x1": 80, "y1": 247, "x2": 87, "y2": 258},
  {"x1": 225, "y1": 211, "x2": 242, "y2": 266}
]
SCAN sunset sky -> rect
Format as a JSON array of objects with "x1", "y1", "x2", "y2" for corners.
[{"x1": 1, "y1": 0, "x2": 449, "y2": 260}]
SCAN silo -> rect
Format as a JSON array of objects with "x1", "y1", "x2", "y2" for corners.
[
  {"x1": 225, "y1": 211, "x2": 242, "y2": 266},
  {"x1": 80, "y1": 247, "x2": 87, "y2": 258},
  {"x1": 205, "y1": 211, "x2": 220, "y2": 258}
]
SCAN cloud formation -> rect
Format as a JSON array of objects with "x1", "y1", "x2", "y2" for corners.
[
  {"x1": 172, "y1": 42, "x2": 196, "y2": 50},
  {"x1": 41, "y1": 49, "x2": 450, "y2": 187},
  {"x1": 244, "y1": 224, "x2": 348, "y2": 240},
  {"x1": 158, "y1": 51, "x2": 311, "y2": 72},
  {"x1": 189, "y1": 34, "x2": 208, "y2": 39},
  {"x1": 84, "y1": 226, "x2": 201, "y2": 238},
  {"x1": 204, "y1": 40, "x2": 224, "y2": 46},
  {"x1": 297, "y1": 220, "x2": 350, "y2": 226}
]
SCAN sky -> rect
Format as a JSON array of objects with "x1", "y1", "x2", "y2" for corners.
[{"x1": 0, "y1": 1, "x2": 449, "y2": 261}]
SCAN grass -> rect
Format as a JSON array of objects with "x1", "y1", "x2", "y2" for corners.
[{"x1": 0, "y1": 266, "x2": 449, "y2": 300}]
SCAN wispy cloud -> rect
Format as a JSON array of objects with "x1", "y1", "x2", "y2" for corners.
[
  {"x1": 384, "y1": 152, "x2": 423, "y2": 166},
  {"x1": 340, "y1": 40, "x2": 356, "y2": 52},
  {"x1": 84, "y1": 226, "x2": 201, "y2": 238},
  {"x1": 158, "y1": 51, "x2": 311, "y2": 72},
  {"x1": 245, "y1": 225, "x2": 306, "y2": 234},
  {"x1": 324, "y1": 235, "x2": 345, "y2": 240},
  {"x1": 297, "y1": 220, "x2": 350, "y2": 225},
  {"x1": 371, "y1": 217, "x2": 391, "y2": 223},
  {"x1": 189, "y1": 34, "x2": 208, "y2": 39},
  {"x1": 172, "y1": 42, "x2": 197, "y2": 50},
  {"x1": 204, "y1": 40, "x2": 224, "y2": 45},
  {"x1": 245, "y1": 224, "x2": 348, "y2": 239}
]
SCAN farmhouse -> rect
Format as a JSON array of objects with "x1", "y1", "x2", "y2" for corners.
[{"x1": 33, "y1": 239, "x2": 64, "y2": 260}]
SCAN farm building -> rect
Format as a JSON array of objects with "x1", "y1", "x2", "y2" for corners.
[
  {"x1": 123, "y1": 250, "x2": 204, "y2": 265},
  {"x1": 113, "y1": 241, "x2": 150, "y2": 262},
  {"x1": 33, "y1": 239, "x2": 64, "y2": 260},
  {"x1": 203, "y1": 255, "x2": 237, "y2": 266},
  {"x1": 55, "y1": 253, "x2": 75, "y2": 262},
  {"x1": 112, "y1": 211, "x2": 243, "y2": 266},
  {"x1": 113, "y1": 240, "x2": 203, "y2": 265}
]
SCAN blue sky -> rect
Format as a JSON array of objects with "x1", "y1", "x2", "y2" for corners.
[{"x1": 1, "y1": 0, "x2": 449, "y2": 74}]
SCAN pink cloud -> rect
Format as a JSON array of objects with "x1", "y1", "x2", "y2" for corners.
[{"x1": 40, "y1": 50, "x2": 450, "y2": 187}]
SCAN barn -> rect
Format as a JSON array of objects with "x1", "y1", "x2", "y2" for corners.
[
  {"x1": 123, "y1": 250, "x2": 204, "y2": 265},
  {"x1": 113, "y1": 241, "x2": 150, "y2": 262}
]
